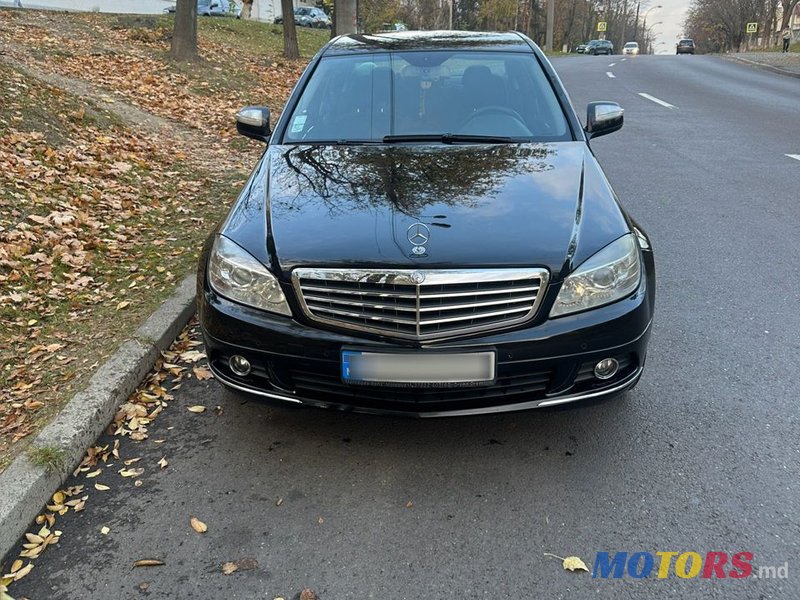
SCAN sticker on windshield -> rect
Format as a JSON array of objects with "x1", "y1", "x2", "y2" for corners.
[{"x1": 291, "y1": 115, "x2": 307, "y2": 133}]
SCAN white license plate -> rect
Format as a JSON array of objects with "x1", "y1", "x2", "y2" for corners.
[{"x1": 341, "y1": 350, "x2": 496, "y2": 387}]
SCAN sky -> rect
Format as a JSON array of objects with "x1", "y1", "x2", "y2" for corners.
[{"x1": 643, "y1": 0, "x2": 692, "y2": 54}]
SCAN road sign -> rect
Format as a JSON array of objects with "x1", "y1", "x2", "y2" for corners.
[
  {"x1": 746, "y1": 22, "x2": 758, "y2": 33},
  {"x1": 597, "y1": 21, "x2": 607, "y2": 32}
]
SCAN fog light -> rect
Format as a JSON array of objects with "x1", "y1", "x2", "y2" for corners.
[
  {"x1": 229, "y1": 355, "x2": 251, "y2": 377},
  {"x1": 594, "y1": 358, "x2": 619, "y2": 380}
]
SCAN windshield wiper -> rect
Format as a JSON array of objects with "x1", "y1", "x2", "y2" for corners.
[
  {"x1": 293, "y1": 139, "x2": 383, "y2": 146},
  {"x1": 382, "y1": 133, "x2": 519, "y2": 144}
]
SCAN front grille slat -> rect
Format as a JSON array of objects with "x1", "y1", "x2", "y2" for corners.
[{"x1": 293, "y1": 268, "x2": 549, "y2": 340}]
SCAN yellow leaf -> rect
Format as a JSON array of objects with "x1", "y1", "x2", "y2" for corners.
[
  {"x1": 27, "y1": 319, "x2": 37, "y2": 326},
  {"x1": 24, "y1": 533, "x2": 43, "y2": 544},
  {"x1": 9, "y1": 560, "x2": 22, "y2": 574},
  {"x1": 94, "y1": 483, "x2": 110, "y2": 491},
  {"x1": 133, "y1": 559, "x2": 165, "y2": 567},
  {"x1": 124, "y1": 458, "x2": 142, "y2": 466},
  {"x1": 52, "y1": 491, "x2": 65, "y2": 505},
  {"x1": 158, "y1": 457, "x2": 168, "y2": 469},
  {"x1": 187, "y1": 405, "x2": 205, "y2": 413},
  {"x1": 86, "y1": 469, "x2": 102, "y2": 478},
  {"x1": 562, "y1": 556, "x2": 590, "y2": 573},
  {"x1": 116, "y1": 301, "x2": 130, "y2": 310},
  {"x1": 190, "y1": 517, "x2": 207, "y2": 533},
  {"x1": 13, "y1": 562, "x2": 33, "y2": 581},
  {"x1": 101, "y1": 526, "x2": 110, "y2": 535}
]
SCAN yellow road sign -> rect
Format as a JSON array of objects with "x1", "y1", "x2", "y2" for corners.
[
  {"x1": 746, "y1": 22, "x2": 758, "y2": 33},
  {"x1": 597, "y1": 21, "x2": 607, "y2": 32}
]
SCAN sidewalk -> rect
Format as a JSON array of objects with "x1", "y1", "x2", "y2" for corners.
[{"x1": 725, "y1": 51, "x2": 800, "y2": 78}]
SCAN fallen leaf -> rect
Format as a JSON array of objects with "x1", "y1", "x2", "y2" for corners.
[
  {"x1": 187, "y1": 405, "x2": 205, "y2": 413},
  {"x1": 85, "y1": 469, "x2": 102, "y2": 478},
  {"x1": 119, "y1": 468, "x2": 144, "y2": 478},
  {"x1": 158, "y1": 457, "x2": 168, "y2": 469},
  {"x1": 275, "y1": 497, "x2": 283, "y2": 506},
  {"x1": 190, "y1": 517, "x2": 207, "y2": 533},
  {"x1": 52, "y1": 491, "x2": 65, "y2": 505},
  {"x1": 133, "y1": 559, "x2": 165, "y2": 568},
  {"x1": 134, "y1": 480, "x2": 144, "y2": 487},
  {"x1": 123, "y1": 457, "x2": 142, "y2": 466},
  {"x1": 193, "y1": 365, "x2": 213, "y2": 380},
  {"x1": 406, "y1": 500, "x2": 413, "y2": 508},
  {"x1": 9, "y1": 560, "x2": 22, "y2": 574},
  {"x1": 563, "y1": 556, "x2": 589, "y2": 572},
  {"x1": 300, "y1": 589, "x2": 317, "y2": 600},
  {"x1": 116, "y1": 301, "x2": 130, "y2": 310},
  {"x1": 544, "y1": 553, "x2": 590, "y2": 573},
  {"x1": 12, "y1": 562, "x2": 33, "y2": 581},
  {"x1": 101, "y1": 526, "x2": 110, "y2": 535},
  {"x1": 94, "y1": 483, "x2": 110, "y2": 491},
  {"x1": 222, "y1": 562, "x2": 238, "y2": 575}
]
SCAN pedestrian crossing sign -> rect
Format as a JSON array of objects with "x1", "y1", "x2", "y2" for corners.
[
  {"x1": 746, "y1": 22, "x2": 758, "y2": 33},
  {"x1": 597, "y1": 22, "x2": 607, "y2": 32}
]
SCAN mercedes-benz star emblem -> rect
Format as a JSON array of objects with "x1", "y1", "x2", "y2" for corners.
[
  {"x1": 410, "y1": 271, "x2": 425, "y2": 284},
  {"x1": 406, "y1": 222, "x2": 430, "y2": 247}
]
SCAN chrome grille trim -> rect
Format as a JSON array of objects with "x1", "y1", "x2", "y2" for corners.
[{"x1": 292, "y1": 268, "x2": 550, "y2": 340}]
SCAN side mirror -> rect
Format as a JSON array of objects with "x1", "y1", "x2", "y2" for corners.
[
  {"x1": 236, "y1": 106, "x2": 271, "y2": 142},
  {"x1": 585, "y1": 101, "x2": 623, "y2": 139}
]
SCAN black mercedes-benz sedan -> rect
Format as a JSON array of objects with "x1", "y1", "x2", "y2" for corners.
[{"x1": 197, "y1": 30, "x2": 655, "y2": 417}]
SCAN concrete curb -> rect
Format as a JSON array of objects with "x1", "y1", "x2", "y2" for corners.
[
  {"x1": 723, "y1": 55, "x2": 800, "y2": 79},
  {"x1": 0, "y1": 275, "x2": 196, "y2": 561}
]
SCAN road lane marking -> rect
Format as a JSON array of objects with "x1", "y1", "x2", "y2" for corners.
[
  {"x1": 638, "y1": 92, "x2": 676, "y2": 109},
  {"x1": 606, "y1": 71, "x2": 616, "y2": 78},
  {"x1": 621, "y1": 58, "x2": 627, "y2": 61},
  {"x1": 608, "y1": 62, "x2": 616, "y2": 67},
  {"x1": 787, "y1": 154, "x2": 800, "y2": 162}
]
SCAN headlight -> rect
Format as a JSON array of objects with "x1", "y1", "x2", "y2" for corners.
[
  {"x1": 208, "y1": 235, "x2": 292, "y2": 316},
  {"x1": 550, "y1": 234, "x2": 641, "y2": 318}
]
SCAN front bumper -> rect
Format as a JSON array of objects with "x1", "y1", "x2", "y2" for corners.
[{"x1": 198, "y1": 257, "x2": 655, "y2": 417}]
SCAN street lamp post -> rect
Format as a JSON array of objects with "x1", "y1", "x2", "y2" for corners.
[{"x1": 636, "y1": 3, "x2": 662, "y2": 47}]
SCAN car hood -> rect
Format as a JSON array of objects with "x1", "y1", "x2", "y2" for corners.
[{"x1": 261, "y1": 142, "x2": 629, "y2": 280}]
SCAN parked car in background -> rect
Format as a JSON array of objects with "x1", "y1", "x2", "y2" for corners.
[
  {"x1": 586, "y1": 39, "x2": 614, "y2": 55},
  {"x1": 623, "y1": 41, "x2": 639, "y2": 55},
  {"x1": 575, "y1": 42, "x2": 589, "y2": 53},
  {"x1": 676, "y1": 39, "x2": 695, "y2": 54},
  {"x1": 275, "y1": 6, "x2": 331, "y2": 28},
  {"x1": 164, "y1": 0, "x2": 230, "y2": 16},
  {"x1": 198, "y1": 31, "x2": 655, "y2": 417}
]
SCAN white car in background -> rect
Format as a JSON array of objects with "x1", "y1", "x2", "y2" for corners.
[{"x1": 623, "y1": 41, "x2": 639, "y2": 55}]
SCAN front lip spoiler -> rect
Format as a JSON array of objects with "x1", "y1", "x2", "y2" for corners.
[{"x1": 209, "y1": 363, "x2": 644, "y2": 418}]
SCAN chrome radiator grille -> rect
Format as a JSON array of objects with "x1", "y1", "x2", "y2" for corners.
[{"x1": 291, "y1": 268, "x2": 549, "y2": 340}]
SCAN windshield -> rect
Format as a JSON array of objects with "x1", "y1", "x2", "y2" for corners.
[{"x1": 283, "y1": 51, "x2": 571, "y2": 143}]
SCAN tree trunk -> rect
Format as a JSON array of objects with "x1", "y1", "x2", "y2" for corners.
[
  {"x1": 781, "y1": 0, "x2": 800, "y2": 31},
  {"x1": 334, "y1": 0, "x2": 357, "y2": 35},
  {"x1": 281, "y1": 0, "x2": 300, "y2": 59},
  {"x1": 171, "y1": 0, "x2": 198, "y2": 61}
]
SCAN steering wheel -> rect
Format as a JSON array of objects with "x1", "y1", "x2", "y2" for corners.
[{"x1": 460, "y1": 105, "x2": 528, "y2": 130}]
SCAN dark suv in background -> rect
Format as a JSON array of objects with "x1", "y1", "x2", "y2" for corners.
[
  {"x1": 587, "y1": 39, "x2": 614, "y2": 55},
  {"x1": 676, "y1": 39, "x2": 696, "y2": 54}
]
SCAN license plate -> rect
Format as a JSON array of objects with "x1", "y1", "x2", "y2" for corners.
[{"x1": 341, "y1": 350, "x2": 496, "y2": 387}]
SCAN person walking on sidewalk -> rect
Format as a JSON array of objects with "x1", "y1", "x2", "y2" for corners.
[{"x1": 782, "y1": 27, "x2": 792, "y2": 53}]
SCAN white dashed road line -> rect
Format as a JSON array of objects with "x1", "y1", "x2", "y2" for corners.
[
  {"x1": 606, "y1": 71, "x2": 616, "y2": 78},
  {"x1": 621, "y1": 58, "x2": 627, "y2": 61},
  {"x1": 786, "y1": 154, "x2": 800, "y2": 162},
  {"x1": 638, "y1": 92, "x2": 676, "y2": 109},
  {"x1": 608, "y1": 62, "x2": 616, "y2": 67}
]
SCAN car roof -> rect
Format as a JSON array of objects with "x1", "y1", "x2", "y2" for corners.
[{"x1": 324, "y1": 31, "x2": 533, "y2": 55}]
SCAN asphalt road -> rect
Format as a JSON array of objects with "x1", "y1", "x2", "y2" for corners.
[{"x1": 7, "y1": 55, "x2": 800, "y2": 599}]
